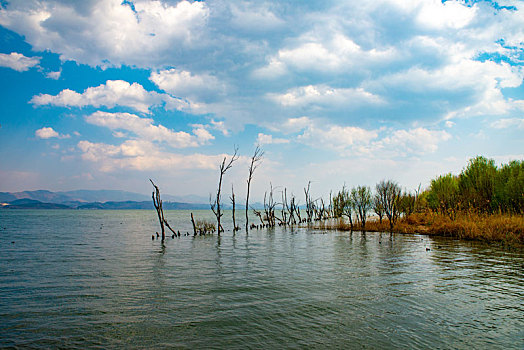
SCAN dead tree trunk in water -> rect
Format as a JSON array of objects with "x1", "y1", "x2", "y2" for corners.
[
  {"x1": 245, "y1": 146, "x2": 264, "y2": 233},
  {"x1": 191, "y1": 212, "x2": 197, "y2": 236},
  {"x1": 304, "y1": 181, "x2": 313, "y2": 223},
  {"x1": 150, "y1": 179, "x2": 165, "y2": 241},
  {"x1": 230, "y1": 184, "x2": 239, "y2": 232},
  {"x1": 211, "y1": 147, "x2": 239, "y2": 235}
]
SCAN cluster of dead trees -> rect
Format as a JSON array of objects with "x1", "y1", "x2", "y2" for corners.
[
  {"x1": 332, "y1": 180, "x2": 422, "y2": 230},
  {"x1": 149, "y1": 145, "x2": 426, "y2": 239}
]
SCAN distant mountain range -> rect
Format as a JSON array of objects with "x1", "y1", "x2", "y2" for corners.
[
  {"x1": 0, "y1": 189, "x2": 210, "y2": 204},
  {"x1": 0, "y1": 189, "x2": 263, "y2": 210}
]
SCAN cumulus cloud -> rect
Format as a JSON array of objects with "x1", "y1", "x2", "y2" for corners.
[
  {"x1": 415, "y1": 0, "x2": 477, "y2": 29},
  {"x1": 269, "y1": 84, "x2": 383, "y2": 108},
  {"x1": 229, "y1": 2, "x2": 284, "y2": 32},
  {"x1": 255, "y1": 32, "x2": 397, "y2": 77},
  {"x1": 256, "y1": 133, "x2": 289, "y2": 145},
  {"x1": 35, "y1": 126, "x2": 70, "y2": 139},
  {"x1": 297, "y1": 123, "x2": 379, "y2": 154},
  {"x1": 376, "y1": 128, "x2": 451, "y2": 156},
  {"x1": 289, "y1": 118, "x2": 450, "y2": 157},
  {"x1": 0, "y1": 52, "x2": 40, "y2": 71},
  {"x1": 490, "y1": 118, "x2": 524, "y2": 130},
  {"x1": 150, "y1": 68, "x2": 224, "y2": 101},
  {"x1": 0, "y1": 0, "x2": 209, "y2": 68},
  {"x1": 31, "y1": 80, "x2": 189, "y2": 114},
  {"x1": 4, "y1": 0, "x2": 523, "y2": 130},
  {"x1": 46, "y1": 70, "x2": 61, "y2": 80},
  {"x1": 77, "y1": 139, "x2": 229, "y2": 172},
  {"x1": 85, "y1": 111, "x2": 213, "y2": 148}
]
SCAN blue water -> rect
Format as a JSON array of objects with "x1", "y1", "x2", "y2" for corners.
[{"x1": 1, "y1": 210, "x2": 523, "y2": 349}]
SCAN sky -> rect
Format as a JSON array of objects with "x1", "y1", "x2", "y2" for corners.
[{"x1": 0, "y1": 0, "x2": 523, "y2": 201}]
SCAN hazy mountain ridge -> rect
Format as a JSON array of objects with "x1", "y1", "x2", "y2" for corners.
[
  {"x1": 0, "y1": 189, "x2": 209, "y2": 205},
  {"x1": 0, "y1": 190, "x2": 264, "y2": 210}
]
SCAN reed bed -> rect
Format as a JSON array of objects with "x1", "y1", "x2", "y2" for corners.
[{"x1": 315, "y1": 212, "x2": 524, "y2": 245}]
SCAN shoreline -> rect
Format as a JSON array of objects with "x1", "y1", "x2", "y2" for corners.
[{"x1": 310, "y1": 212, "x2": 524, "y2": 246}]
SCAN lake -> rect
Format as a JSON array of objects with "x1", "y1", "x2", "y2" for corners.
[{"x1": 1, "y1": 209, "x2": 523, "y2": 349}]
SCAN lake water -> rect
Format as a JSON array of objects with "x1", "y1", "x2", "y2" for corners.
[{"x1": 1, "y1": 209, "x2": 523, "y2": 349}]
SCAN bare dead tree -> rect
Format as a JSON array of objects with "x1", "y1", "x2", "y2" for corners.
[
  {"x1": 191, "y1": 212, "x2": 197, "y2": 236},
  {"x1": 211, "y1": 147, "x2": 239, "y2": 235},
  {"x1": 304, "y1": 181, "x2": 314, "y2": 223},
  {"x1": 328, "y1": 191, "x2": 333, "y2": 218},
  {"x1": 289, "y1": 194, "x2": 301, "y2": 224},
  {"x1": 282, "y1": 188, "x2": 289, "y2": 226},
  {"x1": 252, "y1": 208, "x2": 265, "y2": 226},
  {"x1": 230, "y1": 184, "x2": 240, "y2": 232},
  {"x1": 372, "y1": 193, "x2": 385, "y2": 224},
  {"x1": 150, "y1": 179, "x2": 165, "y2": 241},
  {"x1": 263, "y1": 183, "x2": 279, "y2": 227},
  {"x1": 376, "y1": 180, "x2": 402, "y2": 230},
  {"x1": 245, "y1": 146, "x2": 264, "y2": 232}
]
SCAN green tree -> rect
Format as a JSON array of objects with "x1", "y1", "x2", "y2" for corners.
[
  {"x1": 494, "y1": 160, "x2": 523, "y2": 214},
  {"x1": 427, "y1": 173, "x2": 459, "y2": 219},
  {"x1": 399, "y1": 191, "x2": 416, "y2": 217},
  {"x1": 458, "y1": 156, "x2": 497, "y2": 213}
]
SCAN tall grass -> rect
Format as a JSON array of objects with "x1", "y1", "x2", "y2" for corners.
[{"x1": 318, "y1": 212, "x2": 524, "y2": 244}]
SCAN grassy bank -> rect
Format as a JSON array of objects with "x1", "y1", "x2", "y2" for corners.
[{"x1": 316, "y1": 212, "x2": 524, "y2": 245}]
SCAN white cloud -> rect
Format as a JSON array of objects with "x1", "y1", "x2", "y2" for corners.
[
  {"x1": 289, "y1": 118, "x2": 450, "y2": 157},
  {"x1": 35, "y1": 126, "x2": 69, "y2": 139},
  {"x1": 0, "y1": 52, "x2": 40, "y2": 71},
  {"x1": 490, "y1": 118, "x2": 524, "y2": 130},
  {"x1": 85, "y1": 111, "x2": 213, "y2": 148},
  {"x1": 46, "y1": 70, "x2": 61, "y2": 80},
  {"x1": 256, "y1": 133, "x2": 289, "y2": 145},
  {"x1": 31, "y1": 80, "x2": 189, "y2": 114},
  {"x1": 367, "y1": 58, "x2": 523, "y2": 119},
  {"x1": 256, "y1": 32, "x2": 397, "y2": 77},
  {"x1": 0, "y1": 0, "x2": 209, "y2": 68},
  {"x1": 77, "y1": 139, "x2": 227, "y2": 172},
  {"x1": 416, "y1": 0, "x2": 477, "y2": 30},
  {"x1": 297, "y1": 123, "x2": 379, "y2": 154},
  {"x1": 210, "y1": 119, "x2": 230, "y2": 136},
  {"x1": 150, "y1": 68, "x2": 224, "y2": 101},
  {"x1": 230, "y1": 2, "x2": 284, "y2": 32},
  {"x1": 377, "y1": 128, "x2": 451, "y2": 156},
  {"x1": 281, "y1": 117, "x2": 311, "y2": 132},
  {"x1": 35, "y1": 127, "x2": 59, "y2": 139},
  {"x1": 269, "y1": 84, "x2": 383, "y2": 108}
]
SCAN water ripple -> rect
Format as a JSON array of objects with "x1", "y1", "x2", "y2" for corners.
[{"x1": 0, "y1": 210, "x2": 522, "y2": 349}]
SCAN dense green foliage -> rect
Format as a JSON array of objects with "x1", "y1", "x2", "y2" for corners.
[{"x1": 426, "y1": 156, "x2": 523, "y2": 215}]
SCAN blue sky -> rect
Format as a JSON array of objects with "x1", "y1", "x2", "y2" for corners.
[{"x1": 0, "y1": 0, "x2": 522, "y2": 201}]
